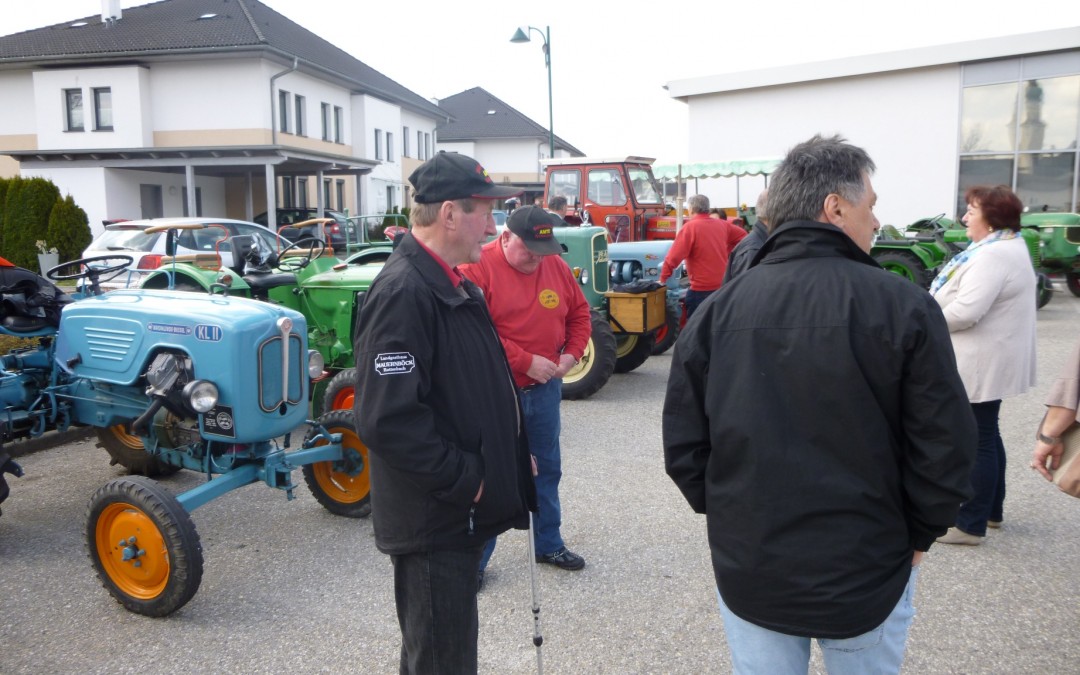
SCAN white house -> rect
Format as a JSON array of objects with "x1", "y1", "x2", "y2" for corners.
[
  {"x1": 665, "y1": 27, "x2": 1080, "y2": 226},
  {"x1": 0, "y1": 0, "x2": 449, "y2": 235}
]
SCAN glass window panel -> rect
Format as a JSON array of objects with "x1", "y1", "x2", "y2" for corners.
[
  {"x1": 960, "y1": 82, "x2": 1019, "y2": 152},
  {"x1": 1022, "y1": 51, "x2": 1080, "y2": 80},
  {"x1": 1018, "y1": 76, "x2": 1079, "y2": 152},
  {"x1": 65, "y1": 89, "x2": 84, "y2": 131},
  {"x1": 548, "y1": 170, "x2": 580, "y2": 207},
  {"x1": 963, "y1": 58, "x2": 1020, "y2": 86},
  {"x1": 1016, "y1": 152, "x2": 1076, "y2": 213},
  {"x1": 957, "y1": 155, "x2": 1015, "y2": 218},
  {"x1": 93, "y1": 88, "x2": 112, "y2": 130},
  {"x1": 587, "y1": 169, "x2": 627, "y2": 206}
]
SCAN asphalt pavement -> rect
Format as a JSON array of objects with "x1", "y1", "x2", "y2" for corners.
[{"x1": 1, "y1": 293, "x2": 1078, "y2": 674}]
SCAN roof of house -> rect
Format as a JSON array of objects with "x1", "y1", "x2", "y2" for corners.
[
  {"x1": 666, "y1": 27, "x2": 1080, "y2": 99},
  {"x1": 0, "y1": 0, "x2": 447, "y2": 120},
  {"x1": 436, "y1": 87, "x2": 584, "y2": 156}
]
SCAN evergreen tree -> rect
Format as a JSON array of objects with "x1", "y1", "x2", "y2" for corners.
[{"x1": 47, "y1": 195, "x2": 92, "y2": 263}]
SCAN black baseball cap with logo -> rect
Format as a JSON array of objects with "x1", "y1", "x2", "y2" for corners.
[
  {"x1": 506, "y1": 206, "x2": 564, "y2": 256},
  {"x1": 409, "y1": 152, "x2": 523, "y2": 204}
]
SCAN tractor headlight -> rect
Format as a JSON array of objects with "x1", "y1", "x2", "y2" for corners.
[
  {"x1": 308, "y1": 350, "x2": 325, "y2": 378},
  {"x1": 183, "y1": 380, "x2": 219, "y2": 413}
]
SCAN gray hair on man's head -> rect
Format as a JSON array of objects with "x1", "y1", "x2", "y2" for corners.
[
  {"x1": 688, "y1": 194, "x2": 710, "y2": 214},
  {"x1": 755, "y1": 189, "x2": 769, "y2": 225},
  {"x1": 765, "y1": 134, "x2": 875, "y2": 231}
]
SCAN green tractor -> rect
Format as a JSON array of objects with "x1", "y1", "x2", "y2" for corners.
[
  {"x1": 1021, "y1": 212, "x2": 1080, "y2": 298},
  {"x1": 872, "y1": 214, "x2": 1054, "y2": 308}
]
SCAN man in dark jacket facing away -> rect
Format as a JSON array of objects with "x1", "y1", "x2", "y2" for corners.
[
  {"x1": 663, "y1": 134, "x2": 976, "y2": 674},
  {"x1": 354, "y1": 151, "x2": 536, "y2": 674}
]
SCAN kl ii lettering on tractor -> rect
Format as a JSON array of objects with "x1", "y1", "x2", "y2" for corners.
[{"x1": 0, "y1": 248, "x2": 371, "y2": 617}]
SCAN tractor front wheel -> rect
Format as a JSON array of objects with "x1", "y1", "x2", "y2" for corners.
[
  {"x1": 561, "y1": 311, "x2": 616, "y2": 400},
  {"x1": 1066, "y1": 273, "x2": 1080, "y2": 298},
  {"x1": 614, "y1": 333, "x2": 655, "y2": 374},
  {"x1": 86, "y1": 476, "x2": 203, "y2": 617},
  {"x1": 874, "y1": 251, "x2": 932, "y2": 288},
  {"x1": 303, "y1": 409, "x2": 371, "y2": 518},
  {"x1": 1037, "y1": 273, "x2": 1053, "y2": 309},
  {"x1": 96, "y1": 426, "x2": 180, "y2": 477},
  {"x1": 322, "y1": 368, "x2": 358, "y2": 412}
]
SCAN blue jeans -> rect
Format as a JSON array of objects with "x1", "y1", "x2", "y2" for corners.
[
  {"x1": 479, "y1": 378, "x2": 563, "y2": 571},
  {"x1": 683, "y1": 288, "x2": 717, "y2": 319},
  {"x1": 718, "y1": 566, "x2": 919, "y2": 675},
  {"x1": 955, "y1": 400, "x2": 1005, "y2": 536},
  {"x1": 391, "y1": 545, "x2": 483, "y2": 674}
]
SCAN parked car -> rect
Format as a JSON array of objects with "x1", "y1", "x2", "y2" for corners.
[
  {"x1": 82, "y1": 218, "x2": 293, "y2": 289},
  {"x1": 253, "y1": 208, "x2": 355, "y2": 251}
]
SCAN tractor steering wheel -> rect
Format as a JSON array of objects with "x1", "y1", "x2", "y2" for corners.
[
  {"x1": 277, "y1": 238, "x2": 328, "y2": 271},
  {"x1": 46, "y1": 255, "x2": 134, "y2": 282}
]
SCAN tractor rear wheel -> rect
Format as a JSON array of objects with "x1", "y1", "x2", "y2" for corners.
[
  {"x1": 96, "y1": 426, "x2": 180, "y2": 477},
  {"x1": 86, "y1": 476, "x2": 203, "y2": 617},
  {"x1": 561, "y1": 311, "x2": 616, "y2": 400},
  {"x1": 322, "y1": 368, "x2": 358, "y2": 412},
  {"x1": 874, "y1": 251, "x2": 932, "y2": 289},
  {"x1": 302, "y1": 409, "x2": 371, "y2": 518},
  {"x1": 1067, "y1": 273, "x2": 1080, "y2": 298},
  {"x1": 614, "y1": 333, "x2": 655, "y2": 374},
  {"x1": 650, "y1": 305, "x2": 682, "y2": 355}
]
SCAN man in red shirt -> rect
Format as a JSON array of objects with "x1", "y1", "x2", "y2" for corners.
[
  {"x1": 462, "y1": 206, "x2": 592, "y2": 585},
  {"x1": 659, "y1": 194, "x2": 747, "y2": 318}
]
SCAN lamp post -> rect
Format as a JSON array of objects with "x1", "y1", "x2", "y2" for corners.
[{"x1": 510, "y1": 25, "x2": 554, "y2": 159}]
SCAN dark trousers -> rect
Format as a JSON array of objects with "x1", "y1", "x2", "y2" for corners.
[
  {"x1": 955, "y1": 400, "x2": 1006, "y2": 536},
  {"x1": 392, "y1": 545, "x2": 484, "y2": 674},
  {"x1": 684, "y1": 288, "x2": 717, "y2": 319}
]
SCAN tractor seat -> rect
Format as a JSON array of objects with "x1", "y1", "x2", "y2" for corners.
[
  {"x1": 242, "y1": 272, "x2": 297, "y2": 293},
  {"x1": 2, "y1": 315, "x2": 52, "y2": 333}
]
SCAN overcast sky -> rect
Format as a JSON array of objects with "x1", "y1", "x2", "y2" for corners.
[{"x1": 3, "y1": 0, "x2": 1077, "y2": 162}]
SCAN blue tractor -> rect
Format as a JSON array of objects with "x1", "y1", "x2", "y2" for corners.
[{"x1": 0, "y1": 253, "x2": 369, "y2": 616}]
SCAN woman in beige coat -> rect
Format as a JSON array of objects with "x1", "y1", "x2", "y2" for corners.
[{"x1": 930, "y1": 185, "x2": 1037, "y2": 546}]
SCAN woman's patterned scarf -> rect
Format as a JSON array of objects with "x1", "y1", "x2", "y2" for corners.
[{"x1": 929, "y1": 229, "x2": 1017, "y2": 296}]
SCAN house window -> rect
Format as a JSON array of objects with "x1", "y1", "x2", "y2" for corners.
[
  {"x1": 387, "y1": 132, "x2": 394, "y2": 162},
  {"x1": 334, "y1": 106, "x2": 343, "y2": 144},
  {"x1": 279, "y1": 90, "x2": 290, "y2": 133},
  {"x1": 295, "y1": 95, "x2": 306, "y2": 136},
  {"x1": 93, "y1": 87, "x2": 113, "y2": 131},
  {"x1": 417, "y1": 130, "x2": 424, "y2": 159},
  {"x1": 321, "y1": 102, "x2": 331, "y2": 141},
  {"x1": 64, "y1": 88, "x2": 84, "y2": 131},
  {"x1": 297, "y1": 178, "x2": 308, "y2": 208},
  {"x1": 375, "y1": 129, "x2": 383, "y2": 160},
  {"x1": 182, "y1": 187, "x2": 203, "y2": 217},
  {"x1": 282, "y1": 176, "x2": 295, "y2": 207},
  {"x1": 386, "y1": 185, "x2": 395, "y2": 212},
  {"x1": 424, "y1": 133, "x2": 431, "y2": 160},
  {"x1": 403, "y1": 126, "x2": 410, "y2": 157},
  {"x1": 336, "y1": 179, "x2": 346, "y2": 211},
  {"x1": 323, "y1": 178, "x2": 332, "y2": 210}
]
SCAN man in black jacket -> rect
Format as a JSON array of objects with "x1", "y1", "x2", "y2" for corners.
[
  {"x1": 354, "y1": 152, "x2": 535, "y2": 674},
  {"x1": 663, "y1": 134, "x2": 975, "y2": 674},
  {"x1": 723, "y1": 189, "x2": 769, "y2": 282}
]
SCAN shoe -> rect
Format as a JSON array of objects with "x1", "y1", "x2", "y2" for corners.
[
  {"x1": 936, "y1": 527, "x2": 983, "y2": 546},
  {"x1": 536, "y1": 547, "x2": 585, "y2": 571},
  {"x1": 987, "y1": 520, "x2": 1002, "y2": 529},
  {"x1": 476, "y1": 569, "x2": 485, "y2": 591}
]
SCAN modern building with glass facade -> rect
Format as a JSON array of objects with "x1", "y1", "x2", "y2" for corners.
[{"x1": 666, "y1": 28, "x2": 1079, "y2": 227}]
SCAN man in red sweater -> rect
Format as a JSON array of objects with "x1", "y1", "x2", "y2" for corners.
[
  {"x1": 659, "y1": 194, "x2": 747, "y2": 318},
  {"x1": 462, "y1": 206, "x2": 592, "y2": 586}
]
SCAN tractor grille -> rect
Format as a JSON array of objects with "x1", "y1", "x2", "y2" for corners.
[{"x1": 82, "y1": 326, "x2": 136, "y2": 363}]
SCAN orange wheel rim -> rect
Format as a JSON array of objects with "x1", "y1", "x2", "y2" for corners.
[
  {"x1": 330, "y1": 387, "x2": 355, "y2": 410},
  {"x1": 109, "y1": 424, "x2": 144, "y2": 450},
  {"x1": 313, "y1": 426, "x2": 369, "y2": 503},
  {"x1": 94, "y1": 502, "x2": 170, "y2": 599}
]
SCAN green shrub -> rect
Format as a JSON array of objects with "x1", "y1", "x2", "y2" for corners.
[
  {"x1": 47, "y1": 195, "x2": 92, "y2": 263},
  {"x1": 2, "y1": 177, "x2": 61, "y2": 269}
]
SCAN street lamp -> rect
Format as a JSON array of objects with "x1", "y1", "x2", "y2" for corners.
[{"x1": 510, "y1": 25, "x2": 554, "y2": 159}]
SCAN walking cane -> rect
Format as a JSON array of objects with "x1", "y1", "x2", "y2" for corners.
[{"x1": 526, "y1": 512, "x2": 544, "y2": 674}]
